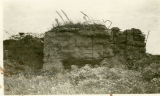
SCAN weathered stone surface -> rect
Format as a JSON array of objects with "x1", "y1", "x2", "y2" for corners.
[{"x1": 43, "y1": 28, "x2": 146, "y2": 71}]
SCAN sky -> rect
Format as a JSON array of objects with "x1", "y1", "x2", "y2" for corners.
[{"x1": 2, "y1": 0, "x2": 160, "y2": 55}]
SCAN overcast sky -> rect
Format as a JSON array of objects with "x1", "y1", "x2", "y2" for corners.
[{"x1": 2, "y1": 0, "x2": 160, "y2": 55}]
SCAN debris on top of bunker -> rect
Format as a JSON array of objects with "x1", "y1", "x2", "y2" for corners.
[
  {"x1": 48, "y1": 22, "x2": 108, "y2": 32},
  {"x1": 48, "y1": 11, "x2": 109, "y2": 32}
]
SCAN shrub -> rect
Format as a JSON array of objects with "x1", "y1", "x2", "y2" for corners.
[
  {"x1": 141, "y1": 63, "x2": 160, "y2": 81},
  {"x1": 144, "y1": 78, "x2": 160, "y2": 93},
  {"x1": 3, "y1": 33, "x2": 44, "y2": 70}
]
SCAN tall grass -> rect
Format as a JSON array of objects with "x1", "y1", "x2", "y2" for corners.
[{"x1": 4, "y1": 65, "x2": 160, "y2": 95}]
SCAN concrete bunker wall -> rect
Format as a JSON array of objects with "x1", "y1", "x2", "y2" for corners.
[{"x1": 43, "y1": 28, "x2": 146, "y2": 71}]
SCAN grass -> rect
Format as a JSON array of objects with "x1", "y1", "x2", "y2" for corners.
[{"x1": 4, "y1": 64, "x2": 160, "y2": 95}]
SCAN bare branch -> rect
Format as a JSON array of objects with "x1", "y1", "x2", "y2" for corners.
[
  {"x1": 56, "y1": 11, "x2": 65, "y2": 23},
  {"x1": 61, "y1": 10, "x2": 70, "y2": 21}
]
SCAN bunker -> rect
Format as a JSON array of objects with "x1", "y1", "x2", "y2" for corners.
[{"x1": 43, "y1": 24, "x2": 146, "y2": 71}]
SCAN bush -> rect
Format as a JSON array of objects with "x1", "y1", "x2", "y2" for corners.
[
  {"x1": 144, "y1": 78, "x2": 160, "y2": 93},
  {"x1": 141, "y1": 63, "x2": 160, "y2": 81},
  {"x1": 3, "y1": 33, "x2": 44, "y2": 70}
]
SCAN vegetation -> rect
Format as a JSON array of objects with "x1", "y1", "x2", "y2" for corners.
[
  {"x1": 3, "y1": 23, "x2": 160, "y2": 94},
  {"x1": 3, "y1": 33, "x2": 44, "y2": 77},
  {"x1": 4, "y1": 65, "x2": 160, "y2": 94}
]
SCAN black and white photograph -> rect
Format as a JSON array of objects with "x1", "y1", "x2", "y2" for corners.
[{"x1": 1, "y1": 0, "x2": 160, "y2": 95}]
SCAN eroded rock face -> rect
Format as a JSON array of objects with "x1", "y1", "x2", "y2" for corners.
[{"x1": 43, "y1": 28, "x2": 146, "y2": 71}]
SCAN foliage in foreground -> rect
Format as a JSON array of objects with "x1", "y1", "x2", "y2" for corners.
[{"x1": 4, "y1": 65, "x2": 160, "y2": 95}]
